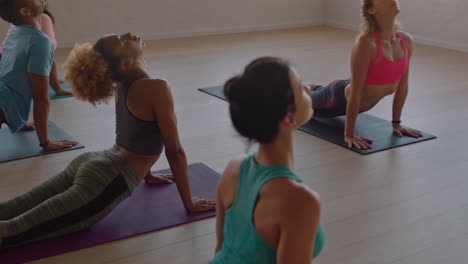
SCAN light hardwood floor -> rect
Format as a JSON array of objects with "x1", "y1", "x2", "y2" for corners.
[{"x1": 1, "y1": 26, "x2": 467, "y2": 264}]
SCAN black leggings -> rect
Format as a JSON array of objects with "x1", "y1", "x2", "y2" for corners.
[{"x1": 310, "y1": 79, "x2": 350, "y2": 117}]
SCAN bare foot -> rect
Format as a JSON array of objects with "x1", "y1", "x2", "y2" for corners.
[
  {"x1": 55, "y1": 89, "x2": 72, "y2": 96},
  {"x1": 20, "y1": 121, "x2": 35, "y2": 131}
]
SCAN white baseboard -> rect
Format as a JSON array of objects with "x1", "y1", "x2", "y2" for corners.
[
  {"x1": 410, "y1": 35, "x2": 468, "y2": 53},
  {"x1": 325, "y1": 20, "x2": 468, "y2": 53},
  {"x1": 325, "y1": 20, "x2": 359, "y2": 32},
  {"x1": 59, "y1": 19, "x2": 323, "y2": 48}
]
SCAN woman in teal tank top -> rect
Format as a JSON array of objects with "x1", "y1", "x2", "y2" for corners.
[{"x1": 210, "y1": 57, "x2": 324, "y2": 264}]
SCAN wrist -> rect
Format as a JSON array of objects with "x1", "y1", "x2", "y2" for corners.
[
  {"x1": 184, "y1": 201, "x2": 194, "y2": 211},
  {"x1": 344, "y1": 131, "x2": 354, "y2": 138},
  {"x1": 39, "y1": 140, "x2": 49, "y2": 148},
  {"x1": 392, "y1": 120, "x2": 402, "y2": 128}
]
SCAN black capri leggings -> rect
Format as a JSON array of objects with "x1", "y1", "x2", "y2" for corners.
[{"x1": 310, "y1": 79, "x2": 350, "y2": 117}]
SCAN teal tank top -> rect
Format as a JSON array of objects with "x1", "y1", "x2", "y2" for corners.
[{"x1": 210, "y1": 155, "x2": 325, "y2": 264}]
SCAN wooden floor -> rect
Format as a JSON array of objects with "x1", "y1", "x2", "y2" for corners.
[{"x1": 1, "y1": 26, "x2": 468, "y2": 264}]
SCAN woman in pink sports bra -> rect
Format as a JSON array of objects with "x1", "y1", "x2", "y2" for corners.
[{"x1": 309, "y1": 0, "x2": 422, "y2": 149}]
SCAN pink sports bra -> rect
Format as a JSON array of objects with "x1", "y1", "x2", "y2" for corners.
[{"x1": 365, "y1": 32, "x2": 409, "y2": 86}]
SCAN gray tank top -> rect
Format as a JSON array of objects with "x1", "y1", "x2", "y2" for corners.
[{"x1": 115, "y1": 80, "x2": 164, "y2": 156}]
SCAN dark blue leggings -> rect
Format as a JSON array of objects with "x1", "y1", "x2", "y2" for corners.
[{"x1": 310, "y1": 79, "x2": 350, "y2": 117}]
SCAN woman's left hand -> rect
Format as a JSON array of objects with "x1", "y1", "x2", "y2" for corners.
[
  {"x1": 393, "y1": 125, "x2": 423, "y2": 138},
  {"x1": 144, "y1": 173, "x2": 175, "y2": 184},
  {"x1": 187, "y1": 197, "x2": 216, "y2": 213}
]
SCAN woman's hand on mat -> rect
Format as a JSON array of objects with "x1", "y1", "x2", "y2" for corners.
[
  {"x1": 144, "y1": 173, "x2": 175, "y2": 184},
  {"x1": 43, "y1": 140, "x2": 78, "y2": 151},
  {"x1": 345, "y1": 135, "x2": 373, "y2": 149},
  {"x1": 55, "y1": 88, "x2": 72, "y2": 96},
  {"x1": 187, "y1": 197, "x2": 216, "y2": 212},
  {"x1": 393, "y1": 126, "x2": 423, "y2": 138}
]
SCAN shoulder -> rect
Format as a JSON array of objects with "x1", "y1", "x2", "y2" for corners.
[
  {"x1": 352, "y1": 32, "x2": 377, "y2": 58},
  {"x1": 218, "y1": 155, "x2": 247, "y2": 188},
  {"x1": 30, "y1": 29, "x2": 53, "y2": 49},
  {"x1": 263, "y1": 176, "x2": 321, "y2": 214},
  {"x1": 354, "y1": 32, "x2": 376, "y2": 49},
  {"x1": 134, "y1": 78, "x2": 168, "y2": 88},
  {"x1": 216, "y1": 155, "x2": 248, "y2": 208},
  {"x1": 40, "y1": 13, "x2": 54, "y2": 26},
  {"x1": 398, "y1": 31, "x2": 414, "y2": 50},
  {"x1": 398, "y1": 31, "x2": 414, "y2": 44},
  {"x1": 133, "y1": 78, "x2": 171, "y2": 99}
]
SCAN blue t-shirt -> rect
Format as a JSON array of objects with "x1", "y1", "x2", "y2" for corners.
[{"x1": 0, "y1": 25, "x2": 54, "y2": 133}]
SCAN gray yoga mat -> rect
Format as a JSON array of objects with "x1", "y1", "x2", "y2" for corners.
[
  {"x1": 0, "y1": 122, "x2": 84, "y2": 163},
  {"x1": 198, "y1": 85, "x2": 437, "y2": 154}
]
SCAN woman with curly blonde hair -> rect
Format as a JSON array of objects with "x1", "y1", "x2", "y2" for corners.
[
  {"x1": 309, "y1": 0, "x2": 422, "y2": 149},
  {"x1": 0, "y1": 32, "x2": 215, "y2": 249}
]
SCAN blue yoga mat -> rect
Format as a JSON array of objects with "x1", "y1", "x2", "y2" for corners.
[
  {"x1": 0, "y1": 121, "x2": 84, "y2": 163},
  {"x1": 49, "y1": 83, "x2": 73, "y2": 100}
]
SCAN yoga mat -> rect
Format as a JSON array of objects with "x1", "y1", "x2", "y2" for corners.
[
  {"x1": 49, "y1": 82, "x2": 73, "y2": 100},
  {"x1": 299, "y1": 114, "x2": 437, "y2": 154},
  {"x1": 0, "y1": 163, "x2": 219, "y2": 264},
  {"x1": 198, "y1": 85, "x2": 437, "y2": 154},
  {"x1": 0, "y1": 121, "x2": 84, "y2": 163}
]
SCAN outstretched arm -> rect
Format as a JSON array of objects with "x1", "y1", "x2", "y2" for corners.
[
  {"x1": 28, "y1": 31, "x2": 76, "y2": 150},
  {"x1": 345, "y1": 35, "x2": 375, "y2": 149},
  {"x1": 30, "y1": 73, "x2": 77, "y2": 150},
  {"x1": 392, "y1": 33, "x2": 422, "y2": 138},
  {"x1": 40, "y1": 14, "x2": 71, "y2": 96},
  {"x1": 150, "y1": 80, "x2": 215, "y2": 212}
]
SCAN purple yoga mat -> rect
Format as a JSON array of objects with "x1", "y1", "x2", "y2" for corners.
[{"x1": 0, "y1": 163, "x2": 219, "y2": 264}]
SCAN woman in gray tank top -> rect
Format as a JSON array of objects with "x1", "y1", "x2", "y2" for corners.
[{"x1": 0, "y1": 33, "x2": 214, "y2": 249}]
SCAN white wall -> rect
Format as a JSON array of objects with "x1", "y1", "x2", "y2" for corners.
[
  {"x1": 325, "y1": 0, "x2": 468, "y2": 52},
  {"x1": 1, "y1": 0, "x2": 324, "y2": 48},
  {"x1": 1, "y1": 0, "x2": 467, "y2": 52}
]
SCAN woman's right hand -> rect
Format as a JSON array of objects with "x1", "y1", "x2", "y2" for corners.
[
  {"x1": 187, "y1": 197, "x2": 216, "y2": 213},
  {"x1": 344, "y1": 135, "x2": 373, "y2": 149},
  {"x1": 43, "y1": 140, "x2": 78, "y2": 151}
]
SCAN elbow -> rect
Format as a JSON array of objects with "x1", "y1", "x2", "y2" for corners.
[
  {"x1": 33, "y1": 98, "x2": 50, "y2": 109},
  {"x1": 165, "y1": 146, "x2": 185, "y2": 160}
]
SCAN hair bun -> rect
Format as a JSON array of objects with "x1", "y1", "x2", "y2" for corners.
[
  {"x1": 224, "y1": 57, "x2": 296, "y2": 144},
  {"x1": 224, "y1": 76, "x2": 244, "y2": 104}
]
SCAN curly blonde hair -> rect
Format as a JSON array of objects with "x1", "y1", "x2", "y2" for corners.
[
  {"x1": 63, "y1": 43, "x2": 115, "y2": 106},
  {"x1": 360, "y1": 0, "x2": 401, "y2": 36}
]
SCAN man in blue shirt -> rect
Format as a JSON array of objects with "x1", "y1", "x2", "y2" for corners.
[{"x1": 0, "y1": 0, "x2": 77, "y2": 151}]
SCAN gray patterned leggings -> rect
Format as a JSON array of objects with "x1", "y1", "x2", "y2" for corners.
[{"x1": 0, "y1": 150, "x2": 140, "y2": 249}]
